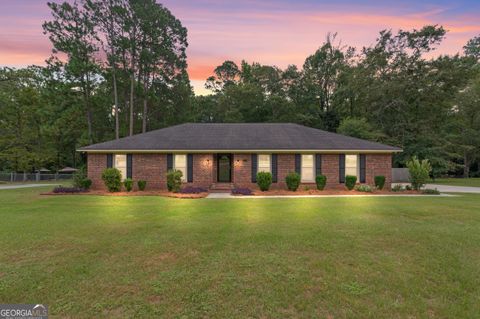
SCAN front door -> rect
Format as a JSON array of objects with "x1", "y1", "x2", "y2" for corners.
[{"x1": 217, "y1": 154, "x2": 232, "y2": 183}]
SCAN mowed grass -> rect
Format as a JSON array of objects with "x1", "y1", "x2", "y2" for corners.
[
  {"x1": 431, "y1": 177, "x2": 480, "y2": 187},
  {"x1": 1, "y1": 188, "x2": 480, "y2": 318}
]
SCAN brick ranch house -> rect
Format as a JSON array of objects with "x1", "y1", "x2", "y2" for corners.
[{"x1": 79, "y1": 123, "x2": 402, "y2": 190}]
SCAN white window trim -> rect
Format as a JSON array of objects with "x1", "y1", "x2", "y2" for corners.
[
  {"x1": 257, "y1": 154, "x2": 271, "y2": 174},
  {"x1": 301, "y1": 154, "x2": 315, "y2": 183},
  {"x1": 345, "y1": 154, "x2": 360, "y2": 180},
  {"x1": 174, "y1": 154, "x2": 187, "y2": 182},
  {"x1": 113, "y1": 154, "x2": 127, "y2": 181}
]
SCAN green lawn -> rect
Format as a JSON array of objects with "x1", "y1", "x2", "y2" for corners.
[
  {"x1": 431, "y1": 178, "x2": 480, "y2": 187},
  {"x1": 1, "y1": 187, "x2": 480, "y2": 318}
]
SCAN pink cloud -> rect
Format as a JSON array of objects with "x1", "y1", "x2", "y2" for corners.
[{"x1": 1, "y1": 1, "x2": 479, "y2": 95}]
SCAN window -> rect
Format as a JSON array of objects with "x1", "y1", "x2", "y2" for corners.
[
  {"x1": 301, "y1": 154, "x2": 315, "y2": 182},
  {"x1": 114, "y1": 154, "x2": 127, "y2": 180},
  {"x1": 345, "y1": 154, "x2": 359, "y2": 178},
  {"x1": 174, "y1": 154, "x2": 187, "y2": 182},
  {"x1": 257, "y1": 154, "x2": 271, "y2": 173}
]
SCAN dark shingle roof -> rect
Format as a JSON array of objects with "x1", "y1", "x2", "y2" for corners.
[{"x1": 79, "y1": 123, "x2": 401, "y2": 152}]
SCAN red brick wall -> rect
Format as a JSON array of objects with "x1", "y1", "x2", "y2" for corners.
[
  {"x1": 366, "y1": 154, "x2": 392, "y2": 188},
  {"x1": 232, "y1": 154, "x2": 252, "y2": 187},
  {"x1": 87, "y1": 152, "x2": 392, "y2": 190},
  {"x1": 132, "y1": 154, "x2": 167, "y2": 190},
  {"x1": 87, "y1": 153, "x2": 107, "y2": 190},
  {"x1": 190, "y1": 154, "x2": 215, "y2": 188},
  {"x1": 322, "y1": 154, "x2": 341, "y2": 188}
]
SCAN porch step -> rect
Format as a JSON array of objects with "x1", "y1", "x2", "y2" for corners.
[{"x1": 210, "y1": 183, "x2": 234, "y2": 192}]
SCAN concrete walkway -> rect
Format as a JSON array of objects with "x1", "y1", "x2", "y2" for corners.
[
  {"x1": 394, "y1": 183, "x2": 480, "y2": 194},
  {"x1": 0, "y1": 184, "x2": 54, "y2": 190},
  {"x1": 426, "y1": 184, "x2": 480, "y2": 194}
]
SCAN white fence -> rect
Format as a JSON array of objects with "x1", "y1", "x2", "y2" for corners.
[{"x1": 0, "y1": 172, "x2": 73, "y2": 183}]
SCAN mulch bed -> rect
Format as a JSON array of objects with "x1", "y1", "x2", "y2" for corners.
[
  {"x1": 247, "y1": 189, "x2": 422, "y2": 196},
  {"x1": 41, "y1": 190, "x2": 208, "y2": 199}
]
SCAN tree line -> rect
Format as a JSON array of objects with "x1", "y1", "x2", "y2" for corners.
[{"x1": 0, "y1": 0, "x2": 479, "y2": 177}]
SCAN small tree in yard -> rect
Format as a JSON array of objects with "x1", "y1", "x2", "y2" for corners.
[
  {"x1": 167, "y1": 170, "x2": 183, "y2": 193},
  {"x1": 102, "y1": 168, "x2": 122, "y2": 192},
  {"x1": 285, "y1": 172, "x2": 301, "y2": 191},
  {"x1": 256, "y1": 172, "x2": 272, "y2": 191},
  {"x1": 407, "y1": 156, "x2": 432, "y2": 190}
]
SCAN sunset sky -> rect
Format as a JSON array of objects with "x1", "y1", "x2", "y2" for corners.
[{"x1": 1, "y1": 0, "x2": 479, "y2": 95}]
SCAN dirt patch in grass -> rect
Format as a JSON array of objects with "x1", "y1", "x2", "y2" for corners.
[{"x1": 41, "y1": 190, "x2": 208, "y2": 198}]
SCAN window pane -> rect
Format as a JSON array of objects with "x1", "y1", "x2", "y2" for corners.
[
  {"x1": 301, "y1": 154, "x2": 314, "y2": 182},
  {"x1": 345, "y1": 155, "x2": 358, "y2": 179},
  {"x1": 174, "y1": 154, "x2": 187, "y2": 182},
  {"x1": 114, "y1": 154, "x2": 127, "y2": 180},
  {"x1": 258, "y1": 154, "x2": 271, "y2": 173}
]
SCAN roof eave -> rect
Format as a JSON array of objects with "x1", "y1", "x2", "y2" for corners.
[{"x1": 77, "y1": 148, "x2": 403, "y2": 154}]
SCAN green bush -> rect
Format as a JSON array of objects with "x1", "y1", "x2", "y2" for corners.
[
  {"x1": 124, "y1": 178, "x2": 133, "y2": 192},
  {"x1": 374, "y1": 175, "x2": 385, "y2": 190},
  {"x1": 73, "y1": 167, "x2": 91, "y2": 190},
  {"x1": 422, "y1": 188, "x2": 440, "y2": 195},
  {"x1": 316, "y1": 175, "x2": 327, "y2": 190},
  {"x1": 405, "y1": 184, "x2": 413, "y2": 191},
  {"x1": 256, "y1": 172, "x2": 272, "y2": 191},
  {"x1": 355, "y1": 184, "x2": 372, "y2": 192},
  {"x1": 285, "y1": 172, "x2": 300, "y2": 191},
  {"x1": 81, "y1": 179, "x2": 92, "y2": 190},
  {"x1": 138, "y1": 180, "x2": 147, "y2": 191},
  {"x1": 101, "y1": 168, "x2": 122, "y2": 192},
  {"x1": 406, "y1": 156, "x2": 432, "y2": 191},
  {"x1": 392, "y1": 184, "x2": 405, "y2": 192},
  {"x1": 345, "y1": 175, "x2": 357, "y2": 190},
  {"x1": 167, "y1": 170, "x2": 183, "y2": 193}
]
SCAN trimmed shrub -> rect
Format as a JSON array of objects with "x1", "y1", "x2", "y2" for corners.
[
  {"x1": 167, "y1": 169, "x2": 183, "y2": 193},
  {"x1": 355, "y1": 184, "x2": 372, "y2": 192},
  {"x1": 73, "y1": 167, "x2": 92, "y2": 190},
  {"x1": 316, "y1": 175, "x2": 327, "y2": 190},
  {"x1": 422, "y1": 188, "x2": 440, "y2": 195},
  {"x1": 101, "y1": 168, "x2": 122, "y2": 192},
  {"x1": 406, "y1": 156, "x2": 432, "y2": 191},
  {"x1": 124, "y1": 178, "x2": 133, "y2": 192},
  {"x1": 231, "y1": 188, "x2": 252, "y2": 196},
  {"x1": 345, "y1": 175, "x2": 357, "y2": 190},
  {"x1": 285, "y1": 172, "x2": 301, "y2": 191},
  {"x1": 81, "y1": 179, "x2": 92, "y2": 190},
  {"x1": 374, "y1": 175, "x2": 385, "y2": 190},
  {"x1": 137, "y1": 180, "x2": 147, "y2": 191},
  {"x1": 53, "y1": 186, "x2": 87, "y2": 193},
  {"x1": 405, "y1": 184, "x2": 413, "y2": 191},
  {"x1": 256, "y1": 172, "x2": 272, "y2": 191},
  {"x1": 180, "y1": 186, "x2": 208, "y2": 194}
]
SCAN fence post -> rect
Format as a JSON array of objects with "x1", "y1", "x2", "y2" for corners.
[
  {"x1": 55, "y1": 173, "x2": 59, "y2": 181},
  {"x1": 23, "y1": 172, "x2": 27, "y2": 182},
  {"x1": 10, "y1": 172, "x2": 13, "y2": 182},
  {"x1": 36, "y1": 172, "x2": 40, "y2": 182}
]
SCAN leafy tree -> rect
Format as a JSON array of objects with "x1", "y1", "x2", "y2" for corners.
[
  {"x1": 337, "y1": 117, "x2": 384, "y2": 141},
  {"x1": 43, "y1": 0, "x2": 100, "y2": 143},
  {"x1": 464, "y1": 35, "x2": 480, "y2": 60}
]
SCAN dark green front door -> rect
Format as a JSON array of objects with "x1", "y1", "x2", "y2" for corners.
[{"x1": 217, "y1": 154, "x2": 232, "y2": 182}]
